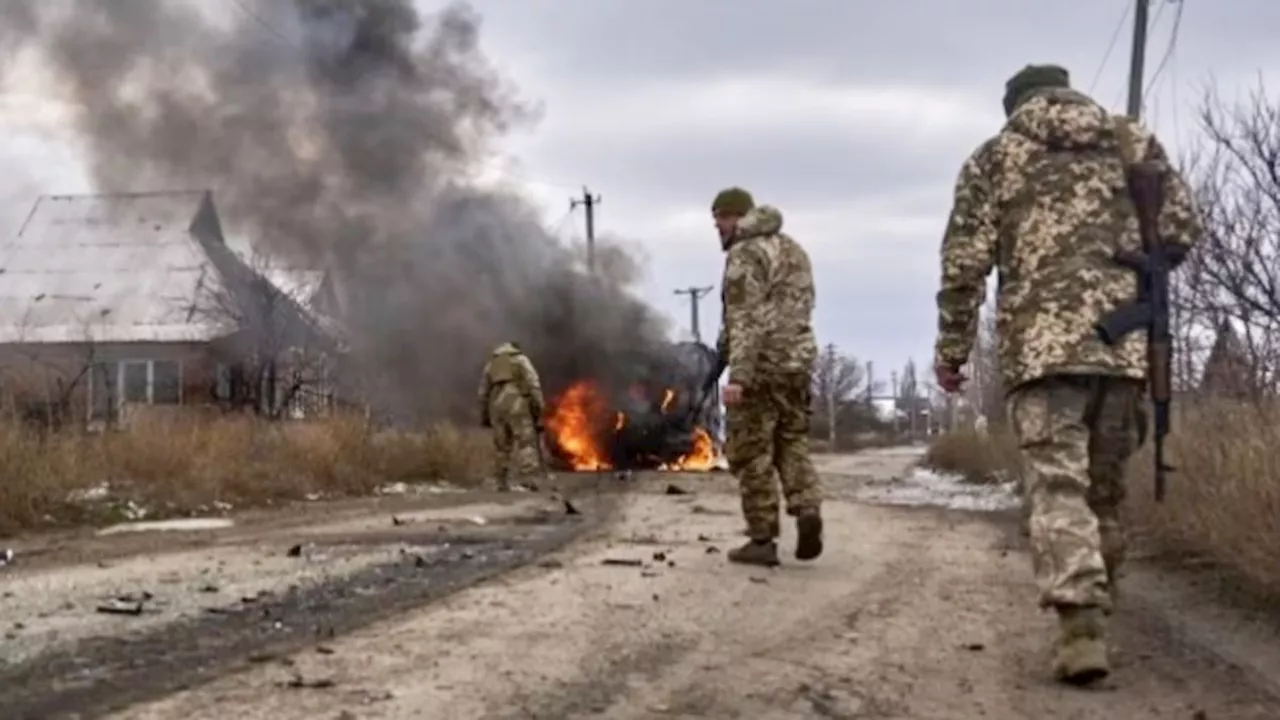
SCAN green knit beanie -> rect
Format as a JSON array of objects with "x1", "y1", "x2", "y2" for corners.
[
  {"x1": 1003, "y1": 64, "x2": 1070, "y2": 116},
  {"x1": 711, "y1": 187, "x2": 755, "y2": 216}
]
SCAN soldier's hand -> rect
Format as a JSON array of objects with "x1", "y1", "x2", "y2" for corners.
[
  {"x1": 934, "y1": 362, "x2": 967, "y2": 393},
  {"x1": 722, "y1": 382, "x2": 744, "y2": 406}
]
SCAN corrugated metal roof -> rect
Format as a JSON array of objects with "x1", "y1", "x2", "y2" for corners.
[{"x1": 0, "y1": 191, "x2": 238, "y2": 344}]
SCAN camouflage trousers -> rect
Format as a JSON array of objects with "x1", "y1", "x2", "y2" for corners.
[
  {"x1": 490, "y1": 401, "x2": 543, "y2": 488},
  {"x1": 1007, "y1": 374, "x2": 1145, "y2": 611},
  {"x1": 726, "y1": 372, "x2": 822, "y2": 540}
]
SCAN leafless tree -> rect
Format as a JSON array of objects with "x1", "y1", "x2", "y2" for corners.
[
  {"x1": 810, "y1": 343, "x2": 867, "y2": 445},
  {"x1": 1179, "y1": 79, "x2": 1280, "y2": 394},
  {"x1": 198, "y1": 251, "x2": 339, "y2": 420},
  {"x1": 960, "y1": 303, "x2": 1005, "y2": 424}
]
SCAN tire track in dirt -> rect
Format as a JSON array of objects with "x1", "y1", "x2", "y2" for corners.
[{"x1": 0, "y1": 494, "x2": 610, "y2": 720}]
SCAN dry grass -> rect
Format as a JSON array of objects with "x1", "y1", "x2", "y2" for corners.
[
  {"x1": 921, "y1": 396, "x2": 1280, "y2": 599},
  {"x1": 1127, "y1": 397, "x2": 1280, "y2": 598},
  {"x1": 920, "y1": 427, "x2": 1023, "y2": 485},
  {"x1": 0, "y1": 413, "x2": 493, "y2": 537}
]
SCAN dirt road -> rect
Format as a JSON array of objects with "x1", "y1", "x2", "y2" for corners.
[{"x1": 63, "y1": 448, "x2": 1278, "y2": 720}]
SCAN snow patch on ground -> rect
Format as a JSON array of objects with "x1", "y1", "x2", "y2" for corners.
[
  {"x1": 852, "y1": 465, "x2": 1020, "y2": 513},
  {"x1": 97, "y1": 518, "x2": 237, "y2": 536}
]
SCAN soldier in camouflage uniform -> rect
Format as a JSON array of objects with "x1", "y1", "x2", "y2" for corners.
[
  {"x1": 712, "y1": 187, "x2": 824, "y2": 567},
  {"x1": 478, "y1": 342, "x2": 547, "y2": 492},
  {"x1": 933, "y1": 65, "x2": 1201, "y2": 684}
]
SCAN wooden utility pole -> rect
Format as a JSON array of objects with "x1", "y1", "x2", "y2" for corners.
[
  {"x1": 673, "y1": 286, "x2": 714, "y2": 343},
  {"x1": 823, "y1": 344, "x2": 838, "y2": 448},
  {"x1": 570, "y1": 187, "x2": 601, "y2": 273},
  {"x1": 1125, "y1": 0, "x2": 1151, "y2": 119},
  {"x1": 890, "y1": 370, "x2": 900, "y2": 435}
]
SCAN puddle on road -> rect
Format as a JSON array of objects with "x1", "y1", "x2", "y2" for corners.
[{"x1": 851, "y1": 466, "x2": 1020, "y2": 513}]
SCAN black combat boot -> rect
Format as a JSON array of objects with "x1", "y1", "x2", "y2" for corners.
[
  {"x1": 795, "y1": 511, "x2": 823, "y2": 561},
  {"x1": 727, "y1": 538, "x2": 780, "y2": 567}
]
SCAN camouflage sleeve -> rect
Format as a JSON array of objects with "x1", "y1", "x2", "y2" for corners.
[
  {"x1": 935, "y1": 142, "x2": 999, "y2": 368},
  {"x1": 477, "y1": 361, "x2": 491, "y2": 421},
  {"x1": 1145, "y1": 133, "x2": 1203, "y2": 265},
  {"x1": 515, "y1": 354, "x2": 545, "y2": 418},
  {"x1": 723, "y1": 242, "x2": 770, "y2": 387}
]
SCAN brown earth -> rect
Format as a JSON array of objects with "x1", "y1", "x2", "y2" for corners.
[{"x1": 2, "y1": 451, "x2": 1278, "y2": 719}]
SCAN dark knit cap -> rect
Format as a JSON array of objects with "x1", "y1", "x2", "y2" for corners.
[
  {"x1": 1003, "y1": 64, "x2": 1071, "y2": 116},
  {"x1": 711, "y1": 187, "x2": 755, "y2": 216}
]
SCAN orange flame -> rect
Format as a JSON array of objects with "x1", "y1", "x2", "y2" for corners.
[
  {"x1": 659, "y1": 427, "x2": 717, "y2": 471},
  {"x1": 544, "y1": 380, "x2": 613, "y2": 471},
  {"x1": 545, "y1": 379, "x2": 718, "y2": 472}
]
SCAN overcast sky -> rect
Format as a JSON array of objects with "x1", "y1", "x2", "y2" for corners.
[{"x1": 2, "y1": 0, "x2": 1278, "y2": 388}]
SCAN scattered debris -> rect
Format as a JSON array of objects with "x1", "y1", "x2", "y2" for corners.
[
  {"x1": 749, "y1": 576, "x2": 769, "y2": 585},
  {"x1": 391, "y1": 515, "x2": 409, "y2": 526},
  {"x1": 0, "y1": 548, "x2": 13, "y2": 567},
  {"x1": 284, "y1": 674, "x2": 337, "y2": 690},
  {"x1": 287, "y1": 544, "x2": 304, "y2": 558},
  {"x1": 96, "y1": 599, "x2": 145, "y2": 616},
  {"x1": 697, "y1": 533, "x2": 712, "y2": 542},
  {"x1": 963, "y1": 642, "x2": 985, "y2": 652},
  {"x1": 664, "y1": 483, "x2": 690, "y2": 495},
  {"x1": 316, "y1": 645, "x2": 336, "y2": 655},
  {"x1": 641, "y1": 570, "x2": 660, "y2": 578},
  {"x1": 538, "y1": 558, "x2": 565, "y2": 569},
  {"x1": 563, "y1": 499, "x2": 581, "y2": 515},
  {"x1": 198, "y1": 583, "x2": 220, "y2": 594},
  {"x1": 652, "y1": 551, "x2": 668, "y2": 562},
  {"x1": 601, "y1": 558, "x2": 644, "y2": 567},
  {"x1": 706, "y1": 546, "x2": 721, "y2": 554},
  {"x1": 248, "y1": 651, "x2": 278, "y2": 664},
  {"x1": 469, "y1": 516, "x2": 488, "y2": 526}
]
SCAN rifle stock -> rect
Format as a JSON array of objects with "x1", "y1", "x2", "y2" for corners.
[{"x1": 1093, "y1": 159, "x2": 1176, "y2": 502}]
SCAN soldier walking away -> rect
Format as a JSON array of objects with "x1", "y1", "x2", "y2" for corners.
[
  {"x1": 711, "y1": 187, "x2": 823, "y2": 567},
  {"x1": 478, "y1": 342, "x2": 549, "y2": 492},
  {"x1": 932, "y1": 64, "x2": 1202, "y2": 685}
]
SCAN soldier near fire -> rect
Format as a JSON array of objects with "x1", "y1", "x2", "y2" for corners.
[
  {"x1": 933, "y1": 64, "x2": 1201, "y2": 684},
  {"x1": 711, "y1": 187, "x2": 823, "y2": 567},
  {"x1": 477, "y1": 342, "x2": 548, "y2": 492}
]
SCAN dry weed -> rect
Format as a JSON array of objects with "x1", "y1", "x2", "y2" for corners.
[
  {"x1": 920, "y1": 427, "x2": 1023, "y2": 485},
  {"x1": 0, "y1": 413, "x2": 493, "y2": 536},
  {"x1": 1127, "y1": 396, "x2": 1280, "y2": 597}
]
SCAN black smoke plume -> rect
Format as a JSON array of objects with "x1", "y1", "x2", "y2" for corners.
[{"x1": 0, "y1": 0, "x2": 674, "y2": 422}]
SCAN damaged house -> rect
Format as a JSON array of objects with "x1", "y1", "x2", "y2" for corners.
[{"x1": 0, "y1": 190, "x2": 344, "y2": 427}]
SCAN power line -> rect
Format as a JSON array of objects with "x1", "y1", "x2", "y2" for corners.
[
  {"x1": 1144, "y1": 0, "x2": 1185, "y2": 103},
  {"x1": 229, "y1": 0, "x2": 292, "y2": 45},
  {"x1": 1088, "y1": 2, "x2": 1132, "y2": 95}
]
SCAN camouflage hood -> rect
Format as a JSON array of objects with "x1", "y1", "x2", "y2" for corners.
[
  {"x1": 1006, "y1": 88, "x2": 1116, "y2": 153},
  {"x1": 492, "y1": 342, "x2": 520, "y2": 356},
  {"x1": 734, "y1": 205, "x2": 784, "y2": 242}
]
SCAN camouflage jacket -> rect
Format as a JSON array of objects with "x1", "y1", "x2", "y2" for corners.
[
  {"x1": 477, "y1": 343, "x2": 544, "y2": 420},
  {"x1": 716, "y1": 205, "x2": 818, "y2": 387},
  {"x1": 934, "y1": 88, "x2": 1202, "y2": 391}
]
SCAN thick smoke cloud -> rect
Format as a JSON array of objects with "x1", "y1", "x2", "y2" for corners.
[{"x1": 0, "y1": 0, "x2": 673, "y2": 421}]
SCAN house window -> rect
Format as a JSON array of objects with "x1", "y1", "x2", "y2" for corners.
[
  {"x1": 153, "y1": 361, "x2": 181, "y2": 404},
  {"x1": 122, "y1": 361, "x2": 149, "y2": 404},
  {"x1": 88, "y1": 359, "x2": 184, "y2": 419},
  {"x1": 90, "y1": 362, "x2": 118, "y2": 420}
]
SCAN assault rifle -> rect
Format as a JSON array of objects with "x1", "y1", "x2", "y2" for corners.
[{"x1": 1093, "y1": 156, "x2": 1178, "y2": 502}]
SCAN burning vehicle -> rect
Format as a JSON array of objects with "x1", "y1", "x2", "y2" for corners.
[{"x1": 544, "y1": 341, "x2": 726, "y2": 471}]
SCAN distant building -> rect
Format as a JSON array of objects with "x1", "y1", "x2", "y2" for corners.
[{"x1": 0, "y1": 190, "x2": 342, "y2": 426}]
